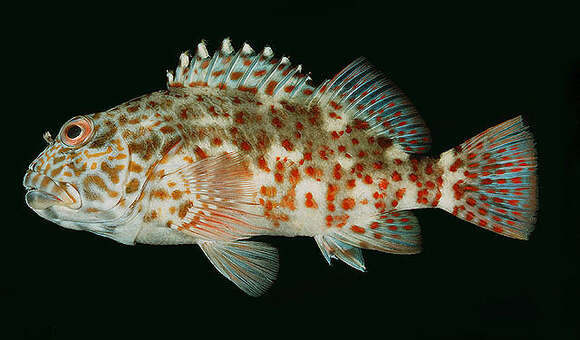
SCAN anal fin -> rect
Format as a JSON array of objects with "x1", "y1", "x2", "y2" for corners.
[
  {"x1": 199, "y1": 240, "x2": 279, "y2": 297},
  {"x1": 316, "y1": 210, "x2": 421, "y2": 267}
]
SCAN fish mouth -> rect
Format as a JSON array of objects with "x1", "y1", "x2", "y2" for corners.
[{"x1": 23, "y1": 171, "x2": 81, "y2": 210}]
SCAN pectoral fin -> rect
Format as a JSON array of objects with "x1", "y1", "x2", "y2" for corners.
[{"x1": 199, "y1": 240, "x2": 279, "y2": 297}]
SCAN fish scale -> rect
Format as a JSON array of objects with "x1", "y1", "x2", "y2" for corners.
[{"x1": 24, "y1": 38, "x2": 538, "y2": 296}]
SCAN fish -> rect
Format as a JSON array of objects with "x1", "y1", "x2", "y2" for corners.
[{"x1": 23, "y1": 38, "x2": 538, "y2": 296}]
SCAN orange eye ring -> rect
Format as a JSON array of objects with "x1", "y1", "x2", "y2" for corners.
[{"x1": 59, "y1": 116, "x2": 94, "y2": 148}]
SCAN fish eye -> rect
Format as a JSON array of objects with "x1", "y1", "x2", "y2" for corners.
[
  {"x1": 59, "y1": 116, "x2": 93, "y2": 148},
  {"x1": 66, "y1": 125, "x2": 82, "y2": 139}
]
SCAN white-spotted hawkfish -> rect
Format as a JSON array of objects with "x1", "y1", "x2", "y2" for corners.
[{"x1": 23, "y1": 38, "x2": 538, "y2": 296}]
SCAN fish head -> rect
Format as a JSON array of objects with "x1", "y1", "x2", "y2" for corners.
[{"x1": 24, "y1": 114, "x2": 135, "y2": 239}]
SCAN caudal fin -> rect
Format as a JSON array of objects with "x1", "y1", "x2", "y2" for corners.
[{"x1": 437, "y1": 116, "x2": 538, "y2": 240}]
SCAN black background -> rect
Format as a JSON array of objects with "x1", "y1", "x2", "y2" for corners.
[{"x1": 7, "y1": 3, "x2": 579, "y2": 339}]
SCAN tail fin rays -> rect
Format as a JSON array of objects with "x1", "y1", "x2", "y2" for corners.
[{"x1": 437, "y1": 116, "x2": 538, "y2": 239}]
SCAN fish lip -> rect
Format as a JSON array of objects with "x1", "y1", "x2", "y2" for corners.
[
  {"x1": 23, "y1": 171, "x2": 82, "y2": 210},
  {"x1": 25, "y1": 189, "x2": 62, "y2": 210}
]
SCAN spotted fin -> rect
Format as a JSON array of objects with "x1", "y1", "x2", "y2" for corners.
[
  {"x1": 168, "y1": 38, "x2": 316, "y2": 101},
  {"x1": 161, "y1": 152, "x2": 269, "y2": 241},
  {"x1": 319, "y1": 210, "x2": 421, "y2": 259},
  {"x1": 310, "y1": 57, "x2": 432, "y2": 153},
  {"x1": 199, "y1": 240, "x2": 279, "y2": 297},
  {"x1": 314, "y1": 234, "x2": 366, "y2": 271},
  {"x1": 438, "y1": 116, "x2": 537, "y2": 239}
]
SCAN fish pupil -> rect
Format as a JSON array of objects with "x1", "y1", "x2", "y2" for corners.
[{"x1": 66, "y1": 125, "x2": 82, "y2": 139}]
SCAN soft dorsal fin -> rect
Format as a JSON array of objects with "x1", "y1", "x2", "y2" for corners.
[
  {"x1": 312, "y1": 57, "x2": 432, "y2": 154},
  {"x1": 199, "y1": 240, "x2": 279, "y2": 297},
  {"x1": 168, "y1": 38, "x2": 316, "y2": 101},
  {"x1": 168, "y1": 39, "x2": 431, "y2": 154}
]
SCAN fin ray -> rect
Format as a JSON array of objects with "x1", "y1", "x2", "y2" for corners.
[
  {"x1": 318, "y1": 210, "x2": 421, "y2": 259},
  {"x1": 200, "y1": 240, "x2": 279, "y2": 297},
  {"x1": 438, "y1": 116, "x2": 537, "y2": 239},
  {"x1": 169, "y1": 39, "x2": 316, "y2": 100},
  {"x1": 162, "y1": 152, "x2": 268, "y2": 241}
]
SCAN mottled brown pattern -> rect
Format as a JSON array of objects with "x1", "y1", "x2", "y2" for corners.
[
  {"x1": 128, "y1": 134, "x2": 162, "y2": 161},
  {"x1": 101, "y1": 162, "x2": 124, "y2": 184},
  {"x1": 125, "y1": 178, "x2": 140, "y2": 194}
]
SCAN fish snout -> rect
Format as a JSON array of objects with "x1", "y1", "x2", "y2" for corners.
[{"x1": 23, "y1": 171, "x2": 81, "y2": 210}]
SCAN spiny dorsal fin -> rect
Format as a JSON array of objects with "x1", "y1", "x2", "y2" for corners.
[{"x1": 168, "y1": 38, "x2": 316, "y2": 101}]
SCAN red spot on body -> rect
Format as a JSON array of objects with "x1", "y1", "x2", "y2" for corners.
[
  {"x1": 364, "y1": 175, "x2": 373, "y2": 184},
  {"x1": 347, "y1": 179, "x2": 356, "y2": 189},
  {"x1": 271, "y1": 117, "x2": 283, "y2": 129},
  {"x1": 453, "y1": 180, "x2": 465, "y2": 200},
  {"x1": 305, "y1": 192, "x2": 318, "y2": 208},
  {"x1": 258, "y1": 156, "x2": 270, "y2": 172},
  {"x1": 333, "y1": 164, "x2": 342, "y2": 180},
  {"x1": 342, "y1": 198, "x2": 356, "y2": 210},
  {"x1": 465, "y1": 212, "x2": 474, "y2": 221},
  {"x1": 450, "y1": 159, "x2": 463, "y2": 172},
  {"x1": 235, "y1": 112, "x2": 245, "y2": 124},
  {"x1": 327, "y1": 184, "x2": 338, "y2": 202},
  {"x1": 391, "y1": 171, "x2": 402, "y2": 181},
  {"x1": 350, "y1": 225, "x2": 365, "y2": 234},
  {"x1": 396, "y1": 188, "x2": 406, "y2": 200},
  {"x1": 281, "y1": 139, "x2": 293, "y2": 151},
  {"x1": 275, "y1": 173, "x2": 284, "y2": 183},
  {"x1": 194, "y1": 146, "x2": 208, "y2": 159},
  {"x1": 379, "y1": 179, "x2": 389, "y2": 190},
  {"x1": 211, "y1": 137, "x2": 222, "y2": 146},
  {"x1": 265, "y1": 81, "x2": 278, "y2": 96}
]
